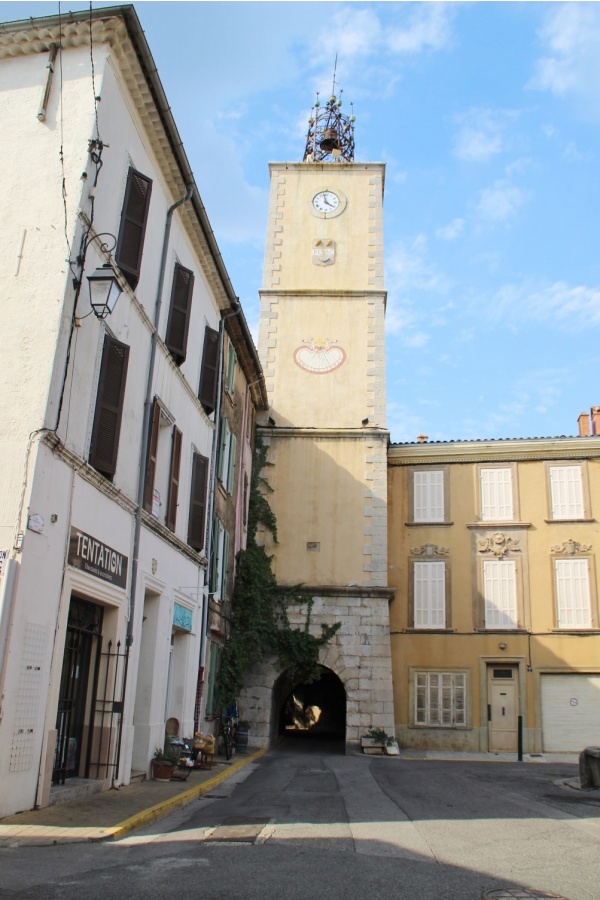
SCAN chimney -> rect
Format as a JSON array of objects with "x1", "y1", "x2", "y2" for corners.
[
  {"x1": 592, "y1": 407, "x2": 600, "y2": 436},
  {"x1": 578, "y1": 412, "x2": 590, "y2": 437},
  {"x1": 417, "y1": 434, "x2": 428, "y2": 443}
]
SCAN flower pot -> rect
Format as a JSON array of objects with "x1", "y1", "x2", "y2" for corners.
[{"x1": 151, "y1": 759, "x2": 174, "y2": 782}]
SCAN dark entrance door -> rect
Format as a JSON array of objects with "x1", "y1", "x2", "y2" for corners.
[{"x1": 53, "y1": 597, "x2": 103, "y2": 784}]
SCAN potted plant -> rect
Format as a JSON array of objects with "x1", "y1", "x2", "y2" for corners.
[
  {"x1": 361, "y1": 727, "x2": 399, "y2": 755},
  {"x1": 151, "y1": 747, "x2": 179, "y2": 781}
]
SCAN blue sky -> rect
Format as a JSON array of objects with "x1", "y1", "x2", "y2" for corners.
[{"x1": 2, "y1": 1, "x2": 600, "y2": 443}]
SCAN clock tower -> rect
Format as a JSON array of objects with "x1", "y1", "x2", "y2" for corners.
[{"x1": 250, "y1": 93, "x2": 395, "y2": 750}]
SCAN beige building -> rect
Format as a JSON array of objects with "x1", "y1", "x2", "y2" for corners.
[
  {"x1": 245, "y1": 98, "x2": 395, "y2": 750},
  {"x1": 388, "y1": 410, "x2": 600, "y2": 754}
]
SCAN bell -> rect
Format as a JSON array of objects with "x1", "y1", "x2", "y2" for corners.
[{"x1": 320, "y1": 127, "x2": 340, "y2": 152}]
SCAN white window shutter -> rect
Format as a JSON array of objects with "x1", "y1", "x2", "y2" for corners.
[
  {"x1": 481, "y1": 468, "x2": 513, "y2": 521},
  {"x1": 414, "y1": 561, "x2": 446, "y2": 628},
  {"x1": 414, "y1": 672, "x2": 466, "y2": 727},
  {"x1": 484, "y1": 559, "x2": 517, "y2": 628},
  {"x1": 555, "y1": 558, "x2": 591, "y2": 628},
  {"x1": 550, "y1": 466, "x2": 584, "y2": 520},
  {"x1": 414, "y1": 471, "x2": 444, "y2": 522}
]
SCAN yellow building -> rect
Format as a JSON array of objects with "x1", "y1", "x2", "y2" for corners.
[{"x1": 388, "y1": 415, "x2": 600, "y2": 754}]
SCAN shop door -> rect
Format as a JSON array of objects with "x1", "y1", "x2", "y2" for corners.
[
  {"x1": 53, "y1": 597, "x2": 103, "y2": 784},
  {"x1": 488, "y1": 665, "x2": 518, "y2": 752}
]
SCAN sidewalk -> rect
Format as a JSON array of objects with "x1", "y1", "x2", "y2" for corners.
[{"x1": 0, "y1": 748, "x2": 266, "y2": 848}]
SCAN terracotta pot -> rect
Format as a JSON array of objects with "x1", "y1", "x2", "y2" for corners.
[{"x1": 151, "y1": 759, "x2": 174, "y2": 782}]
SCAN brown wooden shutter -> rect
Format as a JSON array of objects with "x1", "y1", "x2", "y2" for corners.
[
  {"x1": 115, "y1": 167, "x2": 152, "y2": 290},
  {"x1": 165, "y1": 264, "x2": 194, "y2": 365},
  {"x1": 198, "y1": 326, "x2": 219, "y2": 414},
  {"x1": 143, "y1": 398, "x2": 161, "y2": 512},
  {"x1": 188, "y1": 452, "x2": 209, "y2": 551},
  {"x1": 89, "y1": 335, "x2": 130, "y2": 479},
  {"x1": 166, "y1": 426, "x2": 182, "y2": 532}
]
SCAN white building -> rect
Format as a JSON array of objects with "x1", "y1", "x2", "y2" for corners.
[{"x1": 0, "y1": 6, "x2": 265, "y2": 816}]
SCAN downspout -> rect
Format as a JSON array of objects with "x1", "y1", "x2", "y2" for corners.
[
  {"x1": 195, "y1": 301, "x2": 241, "y2": 731},
  {"x1": 127, "y1": 184, "x2": 194, "y2": 647}
]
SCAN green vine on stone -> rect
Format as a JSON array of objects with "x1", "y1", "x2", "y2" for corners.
[{"x1": 216, "y1": 435, "x2": 341, "y2": 709}]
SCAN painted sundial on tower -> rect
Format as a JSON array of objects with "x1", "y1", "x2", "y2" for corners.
[{"x1": 293, "y1": 338, "x2": 346, "y2": 375}]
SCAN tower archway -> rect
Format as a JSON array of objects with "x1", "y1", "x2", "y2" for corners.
[{"x1": 271, "y1": 666, "x2": 346, "y2": 746}]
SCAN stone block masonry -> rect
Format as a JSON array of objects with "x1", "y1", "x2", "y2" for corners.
[{"x1": 238, "y1": 586, "x2": 395, "y2": 750}]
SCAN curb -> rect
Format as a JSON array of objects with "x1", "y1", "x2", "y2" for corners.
[{"x1": 107, "y1": 747, "x2": 268, "y2": 841}]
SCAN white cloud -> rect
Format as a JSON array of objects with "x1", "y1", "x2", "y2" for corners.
[
  {"x1": 308, "y1": 3, "x2": 453, "y2": 95},
  {"x1": 488, "y1": 280, "x2": 600, "y2": 330},
  {"x1": 530, "y1": 3, "x2": 600, "y2": 118},
  {"x1": 453, "y1": 109, "x2": 517, "y2": 162},
  {"x1": 436, "y1": 218, "x2": 465, "y2": 241},
  {"x1": 476, "y1": 180, "x2": 526, "y2": 223}
]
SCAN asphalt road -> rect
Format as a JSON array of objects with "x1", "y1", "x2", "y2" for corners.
[{"x1": 1, "y1": 739, "x2": 599, "y2": 900}]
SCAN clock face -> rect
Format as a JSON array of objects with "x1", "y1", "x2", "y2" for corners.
[{"x1": 313, "y1": 191, "x2": 339, "y2": 213}]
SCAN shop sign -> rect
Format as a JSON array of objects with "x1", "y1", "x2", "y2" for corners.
[
  {"x1": 0, "y1": 549, "x2": 7, "y2": 577},
  {"x1": 173, "y1": 602, "x2": 193, "y2": 632},
  {"x1": 68, "y1": 527, "x2": 128, "y2": 589}
]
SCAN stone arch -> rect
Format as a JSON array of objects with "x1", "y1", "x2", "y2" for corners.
[
  {"x1": 272, "y1": 665, "x2": 346, "y2": 744},
  {"x1": 237, "y1": 589, "x2": 394, "y2": 752}
]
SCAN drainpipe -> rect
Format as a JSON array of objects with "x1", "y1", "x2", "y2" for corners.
[
  {"x1": 195, "y1": 301, "x2": 241, "y2": 731},
  {"x1": 127, "y1": 184, "x2": 194, "y2": 647}
]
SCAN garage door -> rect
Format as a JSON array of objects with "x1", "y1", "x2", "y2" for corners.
[{"x1": 541, "y1": 674, "x2": 600, "y2": 752}]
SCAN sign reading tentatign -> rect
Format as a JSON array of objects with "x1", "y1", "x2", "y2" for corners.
[{"x1": 68, "y1": 527, "x2": 128, "y2": 589}]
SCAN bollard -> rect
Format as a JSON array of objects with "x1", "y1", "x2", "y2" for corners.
[{"x1": 517, "y1": 715, "x2": 523, "y2": 761}]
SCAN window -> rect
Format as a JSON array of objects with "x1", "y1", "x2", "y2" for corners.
[
  {"x1": 415, "y1": 672, "x2": 466, "y2": 727},
  {"x1": 143, "y1": 398, "x2": 182, "y2": 532},
  {"x1": 209, "y1": 518, "x2": 230, "y2": 600},
  {"x1": 549, "y1": 466, "x2": 585, "y2": 520},
  {"x1": 483, "y1": 559, "x2": 518, "y2": 629},
  {"x1": 414, "y1": 561, "x2": 446, "y2": 628},
  {"x1": 217, "y1": 417, "x2": 237, "y2": 494},
  {"x1": 226, "y1": 342, "x2": 236, "y2": 396},
  {"x1": 89, "y1": 334, "x2": 129, "y2": 479},
  {"x1": 165, "y1": 263, "x2": 194, "y2": 366},
  {"x1": 115, "y1": 167, "x2": 152, "y2": 290},
  {"x1": 555, "y1": 558, "x2": 592, "y2": 628},
  {"x1": 413, "y1": 470, "x2": 444, "y2": 522},
  {"x1": 480, "y1": 467, "x2": 513, "y2": 521},
  {"x1": 187, "y1": 452, "x2": 209, "y2": 552},
  {"x1": 198, "y1": 326, "x2": 219, "y2": 415}
]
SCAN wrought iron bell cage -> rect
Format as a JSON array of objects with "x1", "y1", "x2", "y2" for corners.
[{"x1": 303, "y1": 93, "x2": 356, "y2": 163}]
